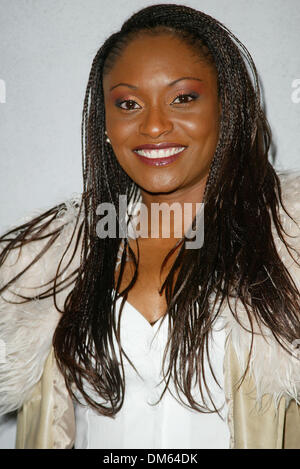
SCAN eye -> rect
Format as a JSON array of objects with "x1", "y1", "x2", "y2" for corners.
[
  {"x1": 171, "y1": 92, "x2": 199, "y2": 104},
  {"x1": 116, "y1": 99, "x2": 141, "y2": 111}
]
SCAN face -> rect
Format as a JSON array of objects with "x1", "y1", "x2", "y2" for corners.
[{"x1": 103, "y1": 33, "x2": 220, "y2": 200}]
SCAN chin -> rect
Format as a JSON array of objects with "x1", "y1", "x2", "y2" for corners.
[{"x1": 138, "y1": 182, "x2": 181, "y2": 195}]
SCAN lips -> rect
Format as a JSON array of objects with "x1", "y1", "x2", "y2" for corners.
[
  {"x1": 133, "y1": 146, "x2": 186, "y2": 167},
  {"x1": 132, "y1": 142, "x2": 187, "y2": 166},
  {"x1": 133, "y1": 142, "x2": 186, "y2": 150}
]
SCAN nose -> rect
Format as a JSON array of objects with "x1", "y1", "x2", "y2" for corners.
[{"x1": 139, "y1": 105, "x2": 173, "y2": 138}]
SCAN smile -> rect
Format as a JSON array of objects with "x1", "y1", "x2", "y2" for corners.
[
  {"x1": 134, "y1": 147, "x2": 186, "y2": 159},
  {"x1": 133, "y1": 147, "x2": 186, "y2": 167}
]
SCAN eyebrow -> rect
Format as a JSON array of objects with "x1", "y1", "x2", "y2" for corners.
[{"x1": 109, "y1": 77, "x2": 203, "y2": 92}]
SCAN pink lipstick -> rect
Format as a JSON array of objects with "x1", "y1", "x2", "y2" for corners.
[{"x1": 133, "y1": 143, "x2": 187, "y2": 167}]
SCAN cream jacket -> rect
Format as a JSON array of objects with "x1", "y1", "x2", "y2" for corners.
[{"x1": 1, "y1": 171, "x2": 300, "y2": 449}]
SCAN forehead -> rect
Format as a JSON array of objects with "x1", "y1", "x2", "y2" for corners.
[{"x1": 103, "y1": 33, "x2": 217, "y2": 90}]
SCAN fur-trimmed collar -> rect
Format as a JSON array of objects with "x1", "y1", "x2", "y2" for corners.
[
  {"x1": 0, "y1": 172, "x2": 299, "y2": 416},
  {"x1": 223, "y1": 170, "x2": 300, "y2": 410}
]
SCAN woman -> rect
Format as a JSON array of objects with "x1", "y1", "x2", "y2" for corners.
[{"x1": 0, "y1": 4, "x2": 300, "y2": 449}]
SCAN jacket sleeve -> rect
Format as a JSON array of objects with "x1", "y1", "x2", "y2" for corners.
[
  {"x1": 257, "y1": 170, "x2": 300, "y2": 408},
  {"x1": 16, "y1": 346, "x2": 76, "y2": 449},
  {"x1": 223, "y1": 171, "x2": 300, "y2": 417},
  {"x1": 0, "y1": 194, "x2": 83, "y2": 416}
]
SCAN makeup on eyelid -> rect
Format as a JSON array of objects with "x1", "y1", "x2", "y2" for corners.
[
  {"x1": 103, "y1": 33, "x2": 220, "y2": 193},
  {"x1": 112, "y1": 90, "x2": 203, "y2": 109},
  {"x1": 110, "y1": 81, "x2": 205, "y2": 105}
]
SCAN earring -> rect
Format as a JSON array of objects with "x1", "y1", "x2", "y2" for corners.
[{"x1": 105, "y1": 130, "x2": 111, "y2": 144}]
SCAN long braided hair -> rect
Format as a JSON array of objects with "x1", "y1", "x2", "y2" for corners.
[{"x1": 1, "y1": 4, "x2": 299, "y2": 417}]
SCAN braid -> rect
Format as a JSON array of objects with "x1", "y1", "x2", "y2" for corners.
[
  {"x1": 112, "y1": 4, "x2": 261, "y2": 200},
  {"x1": 50, "y1": 4, "x2": 300, "y2": 418}
]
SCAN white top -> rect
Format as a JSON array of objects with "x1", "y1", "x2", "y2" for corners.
[{"x1": 74, "y1": 296, "x2": 230, "y2": 449}]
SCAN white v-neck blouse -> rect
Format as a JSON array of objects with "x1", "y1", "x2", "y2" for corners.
[{"x1": 73, "y1": 296, "x2": 230, "y2": 449}]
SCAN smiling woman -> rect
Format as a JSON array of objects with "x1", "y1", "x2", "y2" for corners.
[
  {"x1": 0, "y1": 3, "x2": 300, "y2": 450},
  {"x1": 102, "y1": 32, "x2": 220, "y2": 328},
  {"x1": 103, "y1": 33, "x2": 220, "y2": 196}
]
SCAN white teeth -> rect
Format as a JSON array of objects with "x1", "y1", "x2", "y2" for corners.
[{"x1": 135, "y1": 147, "x2": 185, "y2": 159}]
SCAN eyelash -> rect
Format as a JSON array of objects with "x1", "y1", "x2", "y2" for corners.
[{"x1": 115, "y1": 92, "x2": 199, "y2": 110}]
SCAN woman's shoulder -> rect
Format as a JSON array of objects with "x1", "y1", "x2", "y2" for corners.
[
  {"x1": 0, "y1": 193, "x2": 84, "y2": 416},
  {"x1": 222, "y1": 170, "x2": 300, "y2": 412}
]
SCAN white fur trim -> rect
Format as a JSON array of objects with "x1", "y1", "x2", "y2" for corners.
[
  {"x1": 0, "y1": 171, "x2": 299, "y2": 416},
  {"x1": 222, "y1": 170, "x2": 300, "y2": 410},
  {"x1": 0, "y1": 194, "x2": 83, "y2": 415}
]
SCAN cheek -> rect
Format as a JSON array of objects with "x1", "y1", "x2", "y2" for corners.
[
  {"x1": 182, "y1": 103, "x2": 220, "y2": 142},
  {"x1": 179, "y1": 114, "x2": 217, "y2": 142},
  {"x1": 106, "y1": 120, "x2": 136, "y2": 170},
  {"x1": 106, "y1": 116, "x2": 136, "y2": 148},
  {"x1": 105, "y1": 98, "x2": 131, "y2": 140}
]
